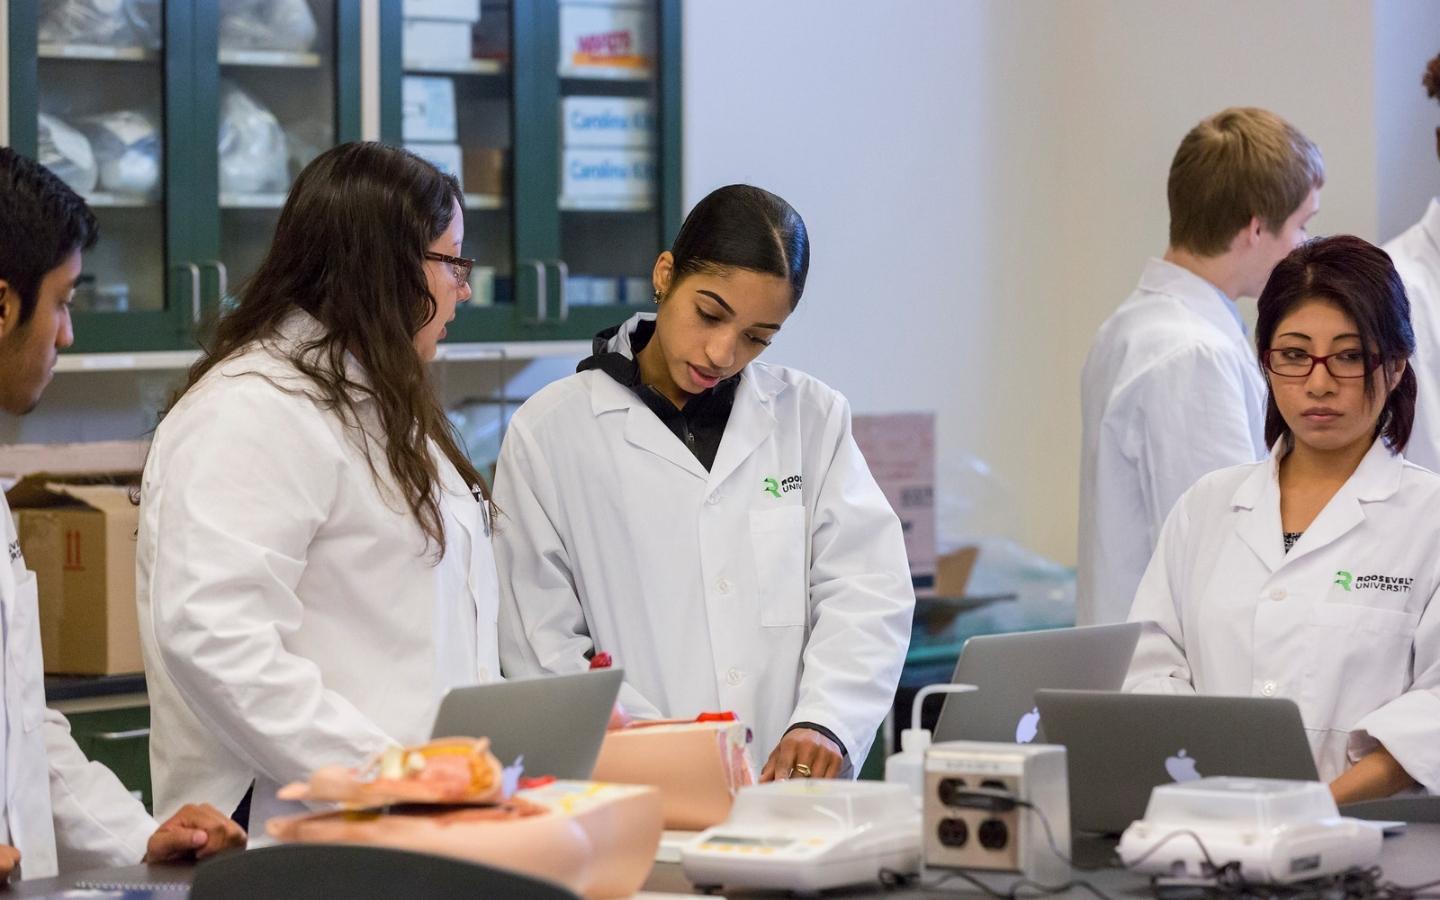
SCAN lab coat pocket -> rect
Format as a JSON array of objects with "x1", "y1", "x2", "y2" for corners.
[
  {"x1": 750, "y1": 506, "x2": 808, "y2": 628},
  {"x1": 1304, "y1": 602, "x2": 1417, "y2": 730},
  {"x1": 8, "y1": 572, "x2": 45, "y2": 732}
]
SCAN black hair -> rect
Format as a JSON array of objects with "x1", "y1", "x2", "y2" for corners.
[
  {"x1": 0, "y1": 147, "x2": 98, "y2": 324},
  {"x1": 1255, "y1": 235, "x2": 1416, "y2": 452},
  {"x1": 669, "y1": 184, "x2": 809, "y2": 307}
]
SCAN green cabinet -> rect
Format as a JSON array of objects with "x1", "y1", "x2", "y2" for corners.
[
  {"x1": 7, "y1": 0, "x2": 362, "y2": 354},
  {"x1": 66, "y1": 705, "x2": 154, "y2": 813},
  {"x1": 381, "y1": 0, "x2": 683, "y2": 343}
]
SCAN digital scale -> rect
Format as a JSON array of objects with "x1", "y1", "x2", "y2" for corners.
[{"x1": 680, "y1": 780, "x2": 921, "y2": 892}]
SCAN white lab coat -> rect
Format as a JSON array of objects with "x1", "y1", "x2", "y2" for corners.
[
  {"x1": 1, "y1": 491, "x2": 153, "y2": 879},
  {"x1": 1078, "y1": 258, "x2": 1268, "y2": 626},
  {"x1": 137, "y1": 312, "x2": 500, "y2": 831},
  {"x1": 1126, "y1": 438, "x2": 1440, "y2": 792},
  {"x1": 494, "y1": 313, "x2": 914, "y2": 766},
  {"x1": 1384, "y1": 198, "x2": 1440, "y2": 473}
]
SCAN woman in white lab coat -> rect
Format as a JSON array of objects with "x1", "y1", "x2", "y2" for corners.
[
  {"x1": 1127, "y1": 235, "x2": 1439, "y2": 802},
  {"x1": 1383, "y1": 52, "x2": 1440, "y2": 472},
  {"x1": 137, "y1": 143, "x2": 500, "y2": 831},
  {"x1": 494, "y1": 185, "x2": 914, "y2": 781}
]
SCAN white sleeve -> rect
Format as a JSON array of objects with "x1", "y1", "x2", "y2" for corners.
[
  {"x1": 493, "y1": 418, "x2": 665, "y2": 719},
  {"x1": 145, "y1": 381, "x2": 395, "y2": 787},
  {"x1": 1124, "y1": 491, "x2": 1199, "y2": 695},
  {"x1": 45, "y1": 709, "x2": 154, "y2": 870},
  {"x1": 786, "y1": 394, "x2": 915, "y2": 763},
  {"x1": 1131, "y1": 345, "x2": 1263, "y2": 545},
  {"x1": 1348, "y1": 586, "x2": 1440, "y2": 793}
]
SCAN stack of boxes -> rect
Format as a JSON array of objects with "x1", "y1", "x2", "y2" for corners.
[{"x1": 402, "y1": 0, "x2": 482, "y2": 68}]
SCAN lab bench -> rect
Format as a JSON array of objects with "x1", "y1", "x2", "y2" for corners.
[{"x1": 8, "y1": 825, "x2": 1439, "y2": 898}]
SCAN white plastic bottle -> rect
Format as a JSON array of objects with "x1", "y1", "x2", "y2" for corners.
[{"x1": 884, "y1": 683, "x2": 978, "y2": 807}]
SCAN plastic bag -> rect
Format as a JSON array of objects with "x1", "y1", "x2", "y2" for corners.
[
  {"x1": 38, "y1": 0, "x2": 162, "y2": 49},
  {"x1": 218, "y1": 82, "x2": 289, "y2": 195},
  {"x1": 37, "y1": 113, "x2": 98, "y2": 194},
  {"x1": 219, "y1": 0, "x2": 318, "y2": 53},
  {"x1": 82, "y1": 110, "x2": 161, "y2": 198}
]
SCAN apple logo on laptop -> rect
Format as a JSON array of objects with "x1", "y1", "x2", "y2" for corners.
[
  {"x1": 1165, "y1": 749, "x2": 1201, "y2": 782},
  {"x1": 1015, "y1": 707, "x2": 1040, "y2": 744}
]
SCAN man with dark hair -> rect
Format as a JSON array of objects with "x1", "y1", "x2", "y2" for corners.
[
  {"x1": 0, "y1": 147, "x2": 245, "y2": 881},
  {"x1": 1078, "y1": 108, "x2": 1324, "y2": 626}
]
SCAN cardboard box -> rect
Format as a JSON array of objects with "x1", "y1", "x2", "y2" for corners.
[
  {"x1": 9, "y1": 473, "x2": 143, "y2": 675},
  {"x1": 562, "y1": 96, "x2": 655, "y2": 149},
  {"x1": 559, "y1": 3, "x2": 654, "y2": 76},
  {"x1": 406, "y1": 142, "x2": 464, "y2": 188},
  {"x1": 560, "y1": 147, "x2": 654, "y2": 206},
  {"x1": 404, "y1": 0, "x2": 481, "y2": 21},
  {"x1": 403, "y1": 19, "x2": 473, "y2": 63},
  {"x1": 851, "y1": 412, "x2": 937, "y2": 578},
  {"x1": 402, "y1": 76, "x2": 458, "y2": 142},
  {"x1": 462, "y1": 146, "x2": 505, "y2": 197}
]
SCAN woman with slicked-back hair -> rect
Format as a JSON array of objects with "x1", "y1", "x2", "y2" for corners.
[
  {"x1": 136, "y1": 142, "x2": 500, "y2": 832},
  {"x1": 1127, "y1": 235, "x2": 1440, "y2": 803},
  {"x1": 1383, "y1": 51, "x2": 1440, "y2": 472},
  {"x1": 494, "y1": 185, "x2": 914, "y2": 783}
]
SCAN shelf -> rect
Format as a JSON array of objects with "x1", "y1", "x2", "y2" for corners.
[
  {"x1": 559, "y1": 65, "x2": 653, "y2": 82},
  {"x1": 84, "y1": 192, "x2": 157, "y2": 209},
  {"x1": 220, "y1": 192, "x2": 288, "y2": 210},
  {"x1": 463, "y1": 193, "x2": 505, "y2": 210},
  {"x1": 559, "y1": 196, "x2": 653, "y2": 213},
  {"x1": 38, "y1": 43, "x2": 158, "y2": 62},
  {"x1": 55, "y1": 341, "x2": 590, "y2": 373},
  {"x1": 219, "y1": 49, "x2": 322, "y2": 68},
  {"x1": 405, "y1": 57, "x2": 507, "y2": 76}
]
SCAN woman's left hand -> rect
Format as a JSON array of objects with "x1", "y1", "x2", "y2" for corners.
[{"x1": 759, "y1": 728, "x2": 844, "y2": 781}]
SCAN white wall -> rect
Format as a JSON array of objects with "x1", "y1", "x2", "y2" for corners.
[
  {"x1": 683, "y1": 0, "x2": 1438, "y2": 564},
  {"x1": 1375, "y1": 0, "x2": 1440, "y2": 241}
]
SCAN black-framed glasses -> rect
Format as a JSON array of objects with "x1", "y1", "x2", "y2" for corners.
[
  {"x1": 424, "y1": 251, "x2": 475, "y2": 288},
  {"x1": 1263, "y1": 347, "x2": 1381, "y2": 379}
]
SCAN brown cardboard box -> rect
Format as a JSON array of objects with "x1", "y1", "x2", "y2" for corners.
[
  {"x1": 462, "y1": 147, "x2": 506, "y2": 197},
  {"x1": 851, "y1": 412, "x2": 937, "y2": 578},
  {"x1": 8, "y1": 473, "x2": 143, "y2": 675}
]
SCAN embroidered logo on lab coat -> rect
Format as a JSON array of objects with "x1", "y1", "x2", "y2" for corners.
[
  {"x1": 762, "y1": 474, "x2": 803, "y2": 498},
  {"x1": 1334, "y1": 570, "x2": 1413, "y2": 593}
]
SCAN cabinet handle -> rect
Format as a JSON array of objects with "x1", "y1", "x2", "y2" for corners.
[
  {"x1": 520, "y1": 260, "x2": 546, "y2": 324},
  {"x1": 179, "y1": 262, "x2": 201, "y2": 323},
  {"x1": 93, "y1": 727, "x2": 150, "y2": 742},
  {"x1": 200, "y1": 260, "x2": 229, "y2": 310},
  {"x1": 545, "y1": 259, "x2": 570, "y2": 322}
]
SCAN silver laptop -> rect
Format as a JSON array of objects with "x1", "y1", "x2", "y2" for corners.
[
  {"x1": 932, "y1": 623, "x2": 1142, "y2": 744},
  {"x1": 432, "y1": 669, "x2": 623, "y2": 779},
  {"x1": 1035, "y1": 689, "x2": 1320, "y2": 834}
]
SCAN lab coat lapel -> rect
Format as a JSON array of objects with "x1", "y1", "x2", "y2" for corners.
[
  {"x1": 1284, "y1": 439, "x2": 1401, "y2": 564},
  {"x1": 1231, "y1": 453, "x2": 1285, "y2": 573},
  {"x1": 707, "y1": 365, "x2": 783, "y2": 491},
  {"x1": 614, "y1": 393, "x2": 710, "y2": 482}
]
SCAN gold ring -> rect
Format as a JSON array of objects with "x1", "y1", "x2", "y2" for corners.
[{"x1": 793, "y1": 763, "x2": 812, "y2": 777}]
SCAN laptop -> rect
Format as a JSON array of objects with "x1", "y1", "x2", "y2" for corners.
[
  {"x1": 932, "y1": 623, "x2": 1142, "y2": 744},
  {"x1": 1035, "y1": 689, "x2": 1320, "y2": 834},
  {"x1": 432, "y1": 668, "x2": 623, "y2": 779}
]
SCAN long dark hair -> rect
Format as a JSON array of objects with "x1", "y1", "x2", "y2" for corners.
[
  {"x1": 1255, "y1": 235, "x2": 1416, "y2": 452},
  {"x1": 670, "y1": 185, "x2": 809, "y2": 306},
  {"x1": 166, "y1": 142, "x2": 487, "y2": 553}
]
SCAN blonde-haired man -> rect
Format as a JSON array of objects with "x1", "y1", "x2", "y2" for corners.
[{"x1": 1078, "y1": 107, "x2": 1324, "y2": 626}]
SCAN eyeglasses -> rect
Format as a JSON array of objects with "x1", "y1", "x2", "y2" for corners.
[
  {"x1": 424, "y1": 251, "x2": 474, "y2": 288},
  {"x1": 1263, "y1": 347, "x2": 1381, "y2": 379}
]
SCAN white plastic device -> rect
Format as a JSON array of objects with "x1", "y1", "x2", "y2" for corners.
[
  {"x1": 886, "y1": 683, "x2": 979, "y2": 804},
  {"x1": 923, "y1": 741, "x2": 1071, "y2": 885},
  {"x1": 680, "y1": 780, "x2": 921, "y2": 892},
  {"x1": 1118, "y1": 777, "x2": 1382, "y2": 884}
]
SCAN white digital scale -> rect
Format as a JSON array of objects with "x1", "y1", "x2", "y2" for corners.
[{"x1": 680, "y1": 780, "x2": 921, "y2": 892}]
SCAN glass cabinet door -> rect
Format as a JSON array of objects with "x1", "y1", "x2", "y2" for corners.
[
  {"x1": 393, "y1": 0, "x2": 517, "y2": 342},
  {"x1": 194, "y1": 0, "x2": 361, "y2": 314},
  {"x1": 10, "y1": 0, "x2": 195, "y2": 351}
]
